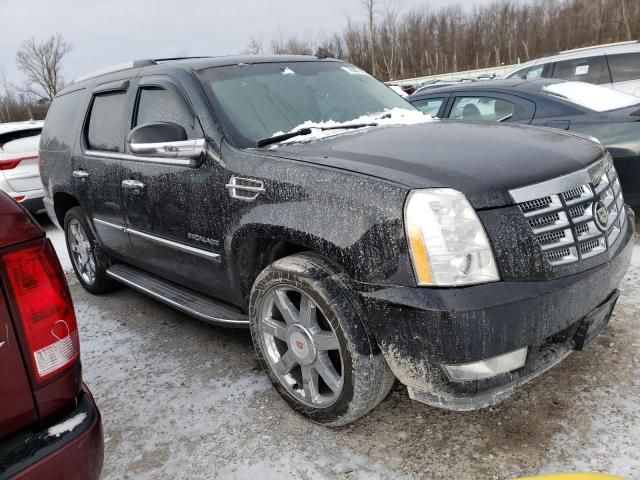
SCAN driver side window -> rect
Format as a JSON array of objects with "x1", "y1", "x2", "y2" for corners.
[{"x1": 134, "y1": 87, "x2": 202, "y2": 139}]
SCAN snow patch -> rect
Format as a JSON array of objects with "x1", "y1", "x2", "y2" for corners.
[
  {"x1": 341, "y1": 65, "x2": 368, "y2": 75},
  {"x1": 47, "y1": 412, "x2": 87, "y2": 437},
  {"x1": 542, "y1": 82, "x2": 640, "y2": 112},
  {"x1": 270, "y1": 107, "x2": 435, "y2": 146},
  {"x1": 631, "y1": 243, "x2": 640, "y2": 268}
]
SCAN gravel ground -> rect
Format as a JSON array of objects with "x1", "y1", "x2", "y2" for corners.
[{"x1": 41, "y1": 215, "x2": 640, "y2": 480}]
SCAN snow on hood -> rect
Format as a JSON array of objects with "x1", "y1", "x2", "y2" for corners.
[{"x1": 270, "y1": 107, "x2": 435, "y2": 146}]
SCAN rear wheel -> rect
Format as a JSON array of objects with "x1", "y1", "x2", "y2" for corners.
[
  {"x1": 250, "y1": 253, "x2": 395, "y2": 426},
  {"x1": 64, "y1": 207, "x2": 117, "y2": 294}
]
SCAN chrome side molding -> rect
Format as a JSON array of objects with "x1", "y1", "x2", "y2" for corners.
[{"x1": 93, "y1": 218, "x2": 220, "y2": 261}]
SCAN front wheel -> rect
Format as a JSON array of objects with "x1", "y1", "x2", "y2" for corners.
[{"x1": 249, "y1": 253, "x2": 395, "y2": 426}]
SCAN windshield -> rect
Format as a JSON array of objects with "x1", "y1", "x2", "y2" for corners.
[
  {"x1": 197, "y1": 61, "x2": 416, "y2": 148},
  {"x1": 542, "y1": 81, "x2": 640, "y2": 112}
]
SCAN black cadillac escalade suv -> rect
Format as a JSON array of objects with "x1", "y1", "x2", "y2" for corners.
[{"x1": 40, "y1": 56, "x2": 635, "y2": 426}]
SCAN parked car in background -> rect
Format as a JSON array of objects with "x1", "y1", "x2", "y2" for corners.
[
  {"x1": 0, "y1": 121, "x2": 45, "y2": 213},
  {"x1": 503, "y1": 41, "x2": 640, "y2": 96},
  {"x1": 0, "y1": 192, "x2": 103, "y2": 479},
  {"x1": 408, "y1": 79, "x2": 640, "y2": 208},
  {"x1": 388, "y1": 84, "x2": 408, "y2": 97},
  {"x1": 41, "y1": 55, "x2": 633, "y2": 426}
]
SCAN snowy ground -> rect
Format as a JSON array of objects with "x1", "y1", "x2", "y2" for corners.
[{"x1": 40, "y1": 214, "x2": 640, "y2": 480}]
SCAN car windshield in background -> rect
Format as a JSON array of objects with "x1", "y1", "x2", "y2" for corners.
[
  {"x1": 542, "y1": 81, "x2": 640, "y2": 112},
  {"x1": 198, "y1": 61, "x2": 415, "y2": 148}
]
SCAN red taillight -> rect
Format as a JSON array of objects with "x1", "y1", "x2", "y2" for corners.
[
  {"x1": 0, "y1": 154, "x2": 38, "y2": 171},
  {"x1": 1, "y1": 241, "x2": 79, "y2": 382},
  {"x1": 12, "y1": 195, "x2": 26, "y2": 202}
]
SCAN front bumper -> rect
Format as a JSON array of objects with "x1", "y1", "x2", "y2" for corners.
[
  {"x1": 360, "y1": 207, "x2": 635, "y2": 410},
  {"x1": 0, "y1": 386, "x2": 104, "y2": 480}
]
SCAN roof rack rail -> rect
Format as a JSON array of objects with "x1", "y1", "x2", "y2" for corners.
[
  {"x1": 71, "y1": 59, "x2": 157, "y2": 84},
  {"x1": 153, "y1": 56, "x2": 213, "y2": 63},
  {"x1": 556, "y1": 40, "x2": 638, "y2": 55}
]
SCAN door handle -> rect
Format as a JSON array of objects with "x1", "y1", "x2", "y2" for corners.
[
  {"x1": 72, "y1": 170, "x2": 89, "y2": 179},
  {"x1": 122, "y1": 179, "x2": 145, "y2": 190}
]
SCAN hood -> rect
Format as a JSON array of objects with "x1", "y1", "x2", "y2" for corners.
[{"x1": 263, "y1": 122, "x2": 605, "y2": 208}]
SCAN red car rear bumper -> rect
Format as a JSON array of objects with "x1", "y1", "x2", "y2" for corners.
[{"x1": 1, "y1": 385, "x2": 103, "y2": 480}]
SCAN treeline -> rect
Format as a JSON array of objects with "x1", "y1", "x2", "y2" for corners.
[{"x1": 262, "y1": 0, "x2": 640, "y2": 81}]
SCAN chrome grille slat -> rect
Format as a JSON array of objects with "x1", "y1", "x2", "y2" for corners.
[{"x1": 513, "y1": 155, "x2": 626, "y2": 267}]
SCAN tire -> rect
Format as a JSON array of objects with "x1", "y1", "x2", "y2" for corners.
[
  {"x1": 64, "y1": 206, "x2": 118, "y2": 294},
  {"x1": 249, "y1": 252, "x2": 395, "y2": 426}
]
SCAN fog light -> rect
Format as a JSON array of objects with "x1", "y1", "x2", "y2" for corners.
[{"x1": 443, "y1": 347, "x2": 528, "y2": 382}]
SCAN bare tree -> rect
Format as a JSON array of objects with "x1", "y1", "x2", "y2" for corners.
[
  {"x1": 363, "y1": 0, "x2": 377, "y2": 77},
  {"x1": 245, "y1": 37, "x2": 264, "y2": 55},
  {"x1": 16, "y1": 33, "x2": 72, "y2": 102},
  {"x1": 620, "y1": 0, "x2": 633, "y2": 40}
]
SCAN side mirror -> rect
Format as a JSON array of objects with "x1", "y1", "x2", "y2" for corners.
[{"x1": 127, "y1": 122, "x2": 205, "y2": 163}]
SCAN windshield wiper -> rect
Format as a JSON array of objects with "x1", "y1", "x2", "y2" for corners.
[{"x1": 256, "y1": 122, "x2": 378, "y2": 147}]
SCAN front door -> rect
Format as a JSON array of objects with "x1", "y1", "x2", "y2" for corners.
[
  {"x1": 121, "y1": 76, "x2": 231, "y2": 300},
  {"x1": 73, "y1": 79, "x2": 135, "y2": 260}
]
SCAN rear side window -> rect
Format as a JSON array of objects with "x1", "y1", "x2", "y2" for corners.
[
  {"x1": 0, "y1": 129, "x2": 41, "y2": 151},
  {"x1": 1, "y1": 134, "x2": 41, "y2": 154},
  {"x1": 552, "y1": 56, "x2": 609, "y2": 84},
  {"x1": 450, "y1": 97, "x2": 516, "y2": 121},
  {"x1": 607, "y1": 53, "x2": 640, "y2": 83},
  {"x1": 135, "y1": 87, "x2": 199, "y2": 138},
  {"x1": 507, "y1": 65, "x2": 544, "y2": 80},
  {"x1": 411, "y1": 98, "x2": 444, "y2": 117},
  {"x1": 524, "y1": 64, "x2": 544, "y2": 80},
  {"x1": 86, "y1": 92, "x2": 128, "y2": 152},
  {"x1": 41, "y1": 89, "x2": 84, "y2": 152}
]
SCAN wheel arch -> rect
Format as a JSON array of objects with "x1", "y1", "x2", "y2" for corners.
[
  {"x1": 226, "y1": 223, "x2": 360, "y2": 305},
  {"x1": 53, "y1": 191, "x2": 80, "y2": 227}
]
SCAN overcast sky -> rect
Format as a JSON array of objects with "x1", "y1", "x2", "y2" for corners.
[{"x1": 1, "y1": 0, "x2": 497, "y2": 86}]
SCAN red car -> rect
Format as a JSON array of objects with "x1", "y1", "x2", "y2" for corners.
[{"x1": 0, "y1": 192, "x2": 103, "y2": 480}]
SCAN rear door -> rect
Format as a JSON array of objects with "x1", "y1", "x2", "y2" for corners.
[
  {"x1": 75, "y1": 79, "x2": 136, "y2": 259},
  {"x1": 121, "y1": 76, "x2": 231, "y2": 297}
]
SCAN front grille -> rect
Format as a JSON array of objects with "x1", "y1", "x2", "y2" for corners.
[{"x1": 514, "y1": 157, "x2": 626, "y2": 266}]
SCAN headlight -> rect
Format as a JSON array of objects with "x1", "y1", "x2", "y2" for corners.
[{"x1": 404, "y1": 188, "x2": 500, "y2": 286}]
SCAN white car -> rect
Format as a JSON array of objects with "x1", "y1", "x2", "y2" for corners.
[
  {"x1": 0, "y1": 120, "x2": 45, "y2": 212},
  {"x1": 504, "y1": 40, "x2": 640, "y2": 96}
]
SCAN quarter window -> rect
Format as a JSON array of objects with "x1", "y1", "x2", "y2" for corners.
[
  {"x1": 135, "y1": 87, "x2": 199, "y2": 138},
  {"x1": 607, "y1": 53, "x2": 640, "y2": 83},
  {"x1": 450, "y1": 97, "x2": 516, "y2": 122},
  {"x1": 551, "y1": 56, "x2": 609, "y2": 84},
  {"x1": 411, "y1": 98, "x2": 444, "y2": 117},
  {"x1": 86, "y1": 91, "x2": 128, "y2": 152}
]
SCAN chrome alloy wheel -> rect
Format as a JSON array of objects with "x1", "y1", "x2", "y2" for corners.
[
  {"x1": 260, "y1": 286, "x2": 344, "y2": 408},
  {"x1": 68, "y1": 219, "x2": 97, "y2": 285}
]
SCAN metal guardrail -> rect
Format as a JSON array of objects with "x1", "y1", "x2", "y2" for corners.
[{"x1": 386, "y1": 64, "x2": 518, "y2": 86}]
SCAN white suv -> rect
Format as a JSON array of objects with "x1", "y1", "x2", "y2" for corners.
[
  {"x1": 0, "y1": 120, "x2": 45, "y2": 212},
  {"x1": 504, "y1": 41, "x2": 640, "y2": 96}
]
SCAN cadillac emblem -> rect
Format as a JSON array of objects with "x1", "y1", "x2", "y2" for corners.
[{"x1": 594, "y1": 200, "x2": 609, "y2": 230}]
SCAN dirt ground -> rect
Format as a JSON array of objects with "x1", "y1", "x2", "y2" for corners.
[{"x1": 43, "y1": 217, "x2": 640, "y2": 480}]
